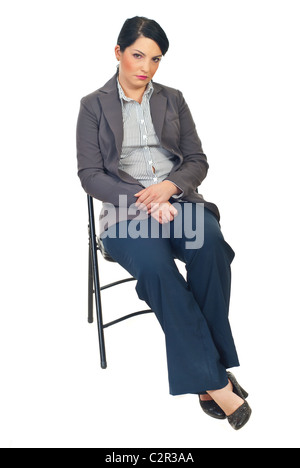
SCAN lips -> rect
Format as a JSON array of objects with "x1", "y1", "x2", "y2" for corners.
[{"x1": 136, "y1": 75, "x2": 148, "y2": 80}]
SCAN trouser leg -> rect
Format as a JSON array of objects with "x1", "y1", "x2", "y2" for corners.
[
  {"x1": 170, "y1": 206, "x2": 240, "y2": 370},
  {"x1": 101, "y1": 218, "x2": 228, "y2": 395}
]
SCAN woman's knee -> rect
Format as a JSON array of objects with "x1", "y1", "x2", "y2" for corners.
[
  {"x1": 136, "y1": 257, "x2": 176, "y2": 283},
  {"x1": 202, "y1": 212, "x2": 235, "y2": 262}
]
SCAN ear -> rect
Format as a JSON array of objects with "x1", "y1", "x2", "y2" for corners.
[{"x1": 115, "y1": 45, "x2": 122, "y2": 61}]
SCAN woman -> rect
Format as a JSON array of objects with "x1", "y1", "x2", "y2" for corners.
[{"x1": 76, "y1": 16, "x2": 252, "y2": 430}]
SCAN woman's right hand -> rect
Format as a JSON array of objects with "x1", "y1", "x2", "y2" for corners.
[{"x1": 149, "y1": 202, "x2": 178, "y2": 224}]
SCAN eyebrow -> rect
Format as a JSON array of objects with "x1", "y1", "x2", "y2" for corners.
[{"x1": 133, "y1": 49, "x2": 163, "y2": 58}]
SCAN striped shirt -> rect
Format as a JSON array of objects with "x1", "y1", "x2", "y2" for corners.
[{"x1": 117, "y1": 79, "x2": 181, "y2": 192}]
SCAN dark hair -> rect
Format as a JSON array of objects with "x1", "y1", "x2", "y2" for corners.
[{"x1": 117, "y1": 16, "x2": 169, "y2": 55}]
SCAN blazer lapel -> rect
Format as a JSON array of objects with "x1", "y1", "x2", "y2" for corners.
[
  {"x1": 150, "y1": 83, "x2": 167, "y2": 142},
  {"x1": 98, "y1": 75, "x2": 167, "y2": 155},
  {"x1": 99, "y1": 74, "x2": 124, "y2": 156}
]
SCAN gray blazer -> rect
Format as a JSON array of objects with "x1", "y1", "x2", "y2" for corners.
[{"x1": 76, "y1": 73, "x2": 220, "y2": 226}]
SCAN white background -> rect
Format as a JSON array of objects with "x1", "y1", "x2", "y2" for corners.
[{"x1": 1, "y1": 0, "x2": 299, "y2": 448}]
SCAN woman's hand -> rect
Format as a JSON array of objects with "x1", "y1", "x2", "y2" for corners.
[
  {"x1": 149, "y1": 202, "x2": 178, "y2": 224},
  {"x1": 135, "y1": 181, "x2": 181, "y2": 210},
  {"x1": 135, "y1": 181, "x2": 181, "y2": 223}
]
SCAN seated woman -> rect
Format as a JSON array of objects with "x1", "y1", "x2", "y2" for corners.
[{"x1": 76, "y1": 16, "x2": 252, "y2": 431}]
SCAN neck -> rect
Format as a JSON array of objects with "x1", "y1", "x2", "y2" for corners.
[{"x1": 118, "y1": 75, "x2": 147, "y2": 104}]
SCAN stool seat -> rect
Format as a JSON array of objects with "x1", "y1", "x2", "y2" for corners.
[{"x1": 97, "y1": 236, "x2": 116, "y2": 263}]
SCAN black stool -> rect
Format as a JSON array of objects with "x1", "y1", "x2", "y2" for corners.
[{"x1": 87, "y1": 195, "x2": 153, "y2": 369}]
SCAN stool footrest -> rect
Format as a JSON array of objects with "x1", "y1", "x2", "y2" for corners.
[
  {"x1": 103, "y1": 310, "x2": 153, "y2": 329},
  {"x1": 100, "y1": 277, "x2": 136, "y2": 291}
]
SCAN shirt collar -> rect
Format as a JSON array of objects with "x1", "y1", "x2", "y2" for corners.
[{"x1": 117, "y1": 78, "x2": 154, "y2": 103}]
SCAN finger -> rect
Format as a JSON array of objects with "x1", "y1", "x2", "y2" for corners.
[
  {"x1": 165, "y1": 212, "x2": 174, "y2": 223},
  {"x1": 134, "y1": 188, "x2": 147, "y2": 197},
  {"x1": 159, "y1": 209, "x2": 170, "y2": 225},
  {"x1": 162, "y1": 214, "x2": 172, "y2": 224},
  {"x1": 135, "y1": 191, "x2": 153, "y2": 209},
  {"x1": 170, "y1": 206, "x2": 178, "y2": 217},
  {"x1": 135, "y1": 197, "x2": 149, "y2": 210},
  {"x1": 141, "y1": 195, "x2": 155, "y2": 208},
  {"x1": 151, "y1": 212, "x2": 160, "y2": 223},
  {"x1": 135, "y1": 201, "x2": 148, "y2": 212},
  {"x1": 148, "y1": 202, "x2": 160, "y2": 214},
  {"x1": 136, "y1": 203, "x2": 148, "y2": 212}
]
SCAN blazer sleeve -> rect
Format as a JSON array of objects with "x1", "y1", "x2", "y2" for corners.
[
  {"x1": 76, "y1": 98, "x2": 142, "y2": 206},
  {"x1": 165, "y1": 91, "x2": 209, "y2": 196}
]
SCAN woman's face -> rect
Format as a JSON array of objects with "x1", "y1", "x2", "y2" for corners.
[{"x1": 115, "y1": 36, "x2": 163, "y2": 92}]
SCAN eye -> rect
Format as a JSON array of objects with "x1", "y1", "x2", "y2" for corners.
[
  {"x1": 133, "y1": 53, "x2": 142, "y2": 59},
  {"x1": 153, "y1": 57, "x2": 162, "y2": 64}
]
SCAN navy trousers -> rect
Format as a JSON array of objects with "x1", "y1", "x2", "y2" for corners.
[{"x1": 101, "y1": 204, "x2": 240, "y2": 395}]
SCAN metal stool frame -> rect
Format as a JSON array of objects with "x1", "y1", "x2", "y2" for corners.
[{"x1": 87, "y1": 195, "x2": 153, "y2": 369}]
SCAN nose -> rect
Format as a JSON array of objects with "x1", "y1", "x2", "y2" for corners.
[{"x1": 141, "y1": 59, "x2": 151, "y2": 74}]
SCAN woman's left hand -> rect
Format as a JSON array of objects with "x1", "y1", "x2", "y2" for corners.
[
  {"x1": 149, "y1": 202, "x2": 179, "y2": 224},
  {"x1": 135, "y1": 181, "x2": 181, "y2": 212}
]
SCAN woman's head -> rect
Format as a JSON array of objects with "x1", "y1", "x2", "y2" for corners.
[
  {"x1": 115, "y1": 17, "x2": 169, "y2": 94},
  {"x1": 117, "y1": 16, "x2": 169, "y2": 56}
]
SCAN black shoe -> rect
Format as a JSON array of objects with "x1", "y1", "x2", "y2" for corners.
[
  {"x1": 227, "y1": 372, "x2": 249, "y2": 399},
  {"x1": 227, "y1": 401, "x2": 252, "y2": 430},
  {"x1": 226, "y1": 372, "x2": 252, "y2": 430},
  {"x1": 199, "y1": 396, "x2": 226, "y2": 420}
]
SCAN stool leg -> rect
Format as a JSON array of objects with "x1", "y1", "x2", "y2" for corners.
[
  {"x1": 91, "y1": 239, "x2": 107, "y2": 369},
  {"x1": 88, "y1": 196, "x2": 107, "y2": 369},
  {"x1": 88, "y1": 243, "x2": 94, "y2": 324}
]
